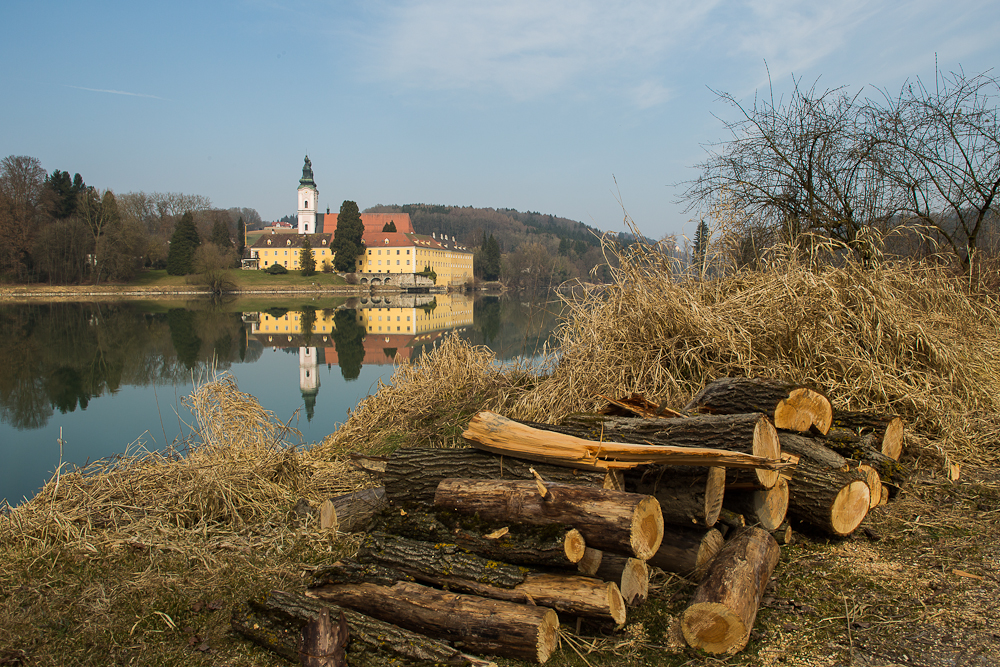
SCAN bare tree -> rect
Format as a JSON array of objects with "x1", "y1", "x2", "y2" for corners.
[{"x1": 0, "y1": 155, "x2": 46, "y2": 280}]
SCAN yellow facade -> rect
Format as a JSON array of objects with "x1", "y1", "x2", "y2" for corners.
[{"x1": 362, "y1": 242, "x2": 474, "y2": 286}]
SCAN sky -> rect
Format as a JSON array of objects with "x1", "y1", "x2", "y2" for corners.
[{"x1": 2, "y1": 1, "x2": 999, "y2": 241}]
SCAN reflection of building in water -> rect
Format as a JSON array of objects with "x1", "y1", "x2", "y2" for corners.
[{"x1": 243, "y1": 294, "x2": 473, "y2": 402}]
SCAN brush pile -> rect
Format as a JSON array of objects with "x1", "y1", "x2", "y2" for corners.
[{"x1": 234, "y1": 375, "x2": 909, "y2": 664}]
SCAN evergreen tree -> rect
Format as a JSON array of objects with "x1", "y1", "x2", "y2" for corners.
[
  {"x1": 693, "y1": 219, "x2": 709, "y2": 275},
  {"x1": 331, "y1": 309, "x2": 366, "y2": 380},
  {"x1": 237, "y1": 216, "x2": 246, "y2": 258},
  {"x1": 166, "y1": 212, "x2": 201, "y2": 275},
  {"x1": 332, "y1": 200, "x2": 365, "y2": 272},
  {"x1": 210, "y1": 217, "x2": 232, "y2": 250},
  {"x1": 382, "y1": 219, "x2": 397, "y2": 232},
  {"x1": 481, "y1": 234, "x2": 502, "y2": 281},
  {"x1": 300, "y1": 234, "x2": 317, "y2": 276}
]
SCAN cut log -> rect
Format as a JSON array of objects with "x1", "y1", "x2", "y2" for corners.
[
  {"x1": 529, "y1": 412, "x2": 782, "y2": 488},
  {"x1": 684, "y1": 377, "x2": 832, "y2": 435},
  {"x1": 646, "y1": 526, "x2": 725, "y2": 581},
  {"x1": 383, "y1": 446, "x2": 621, "y2": 504},
  {"x1": 298, "y1": 606, "x2": 348, "y2": 667},
  {"x1": 779, "y1": 433, "x2": 870, "y2": 536},
  {"x1": 576, "y1": 548, "x2": 602, "y2": 576},
  {"x1": 820, "y1": 427, "x2": 911, "y2": 496},
  {"x1": 624, "y1": 465, "x2": 725, "y2": 528},
  {"x1": 374, "y1": 508, "x2": 586, "y2": 568},
  {"x1": 832, "y1": 411, "x2": 905, "y2": 460},
  {"x1": 595, "y1": 554, "x2": 649, "y2": 606},
  {"x1": 464, "y1": 411, "x2": 788, "y2": 472},
  {"x1": 231, "y1": 589, "x2": 496, "y2": 667},
  {"x1": 319, "y1": 487, "x2": 387, "y2": 533},
  {"x1": 681, "y1": 526, "x2": 781, "y2": 655},
  {"x1": 434, "y1": 478, "x2": 663, "y2": 560},
  {"x1": 314, "y1": 558, "x2": 626, "y2": 626},
  {"x1": 723, "y1": 477, "x2": 789, "y2": 531},
  {"x1": 307, "y1": 580, "x2": 559, "y2": 664},
  {"x1": 856, "y1": 463, "x2": 882, "y2": 509}
]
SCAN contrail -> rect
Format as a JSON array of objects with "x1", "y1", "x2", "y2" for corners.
[{"x1": 67, "y1": 85, "x2": 168, "y2": 100}]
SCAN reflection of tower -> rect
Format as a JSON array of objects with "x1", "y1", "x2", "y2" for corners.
[{"x1": 299, "y1": 346, "x2": 319, "y2": 421}]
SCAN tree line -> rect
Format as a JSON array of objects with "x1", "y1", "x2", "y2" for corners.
[
  {"x1": 0, "y1": 156, "x2": 262, "y2": 284},
  {"x1": 681, "y1": 68, "x2": 1000, "y2": 278}
]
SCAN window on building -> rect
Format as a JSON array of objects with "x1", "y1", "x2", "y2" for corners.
[{"x1": 304, "y1": 201, "x2": 308, "y2": 208}]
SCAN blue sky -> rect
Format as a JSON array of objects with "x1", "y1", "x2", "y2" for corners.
[{"x1": 3, "y1": 0, "x2": 998, "y2": 240}]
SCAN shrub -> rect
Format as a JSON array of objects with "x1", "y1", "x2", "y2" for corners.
[{"x1": 265, "y1": 263, "x2": 288, "y2": 275}]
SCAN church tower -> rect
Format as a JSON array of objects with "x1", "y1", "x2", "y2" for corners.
[{"x1": 297, "y1": 155, "x2": 318, "y2": 234}]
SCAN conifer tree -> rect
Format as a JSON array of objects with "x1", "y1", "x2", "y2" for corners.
[
  {"x1": 300, "y1": 234, "x2": 317, "y2": 276},
  {"x1": 167, "y1": 212, "x2": 201, "y2": 275},
  {"x1": 332, "y1": 200, "x2": 365, "y2": 272},
  {"x1": 382, "y1": 219, "x2": 397, "y2": 232},
  {"x1": 693, "y1": 219, "x2": 709, "y2": 275}
]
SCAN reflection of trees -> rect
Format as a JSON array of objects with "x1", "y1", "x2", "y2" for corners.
[
  {"x1": 0, "y1": 303, "x2": 256, "y2": 430},
  {"x1": 466, "y1": 296, "x2": 562, "y2": 361},
  {"x1": 331, "y1": 310, "x2": 366, "y2": 381}
]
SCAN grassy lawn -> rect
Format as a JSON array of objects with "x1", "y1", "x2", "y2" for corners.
[{"x1": 130, "y1": 268, "x2": 349, "y2": 289}]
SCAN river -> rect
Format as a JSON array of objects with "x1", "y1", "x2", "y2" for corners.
[{"x1": 0, "y1": 293, "x2": 564, "y2": 506}]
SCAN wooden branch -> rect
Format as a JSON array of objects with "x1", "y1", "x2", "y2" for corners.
[
  {"x1": 307, "y1": 580, "x2": 559, "y2": 664},
  {"x1": 318, "y1": 487, "x2": 386, "y2": 533},
  {"x1": 434, "y1": 478, "x2": 663, "y2": 560},
  {"x1": 684, "y1": 377, "x2": 832, "y2": 435},
  {"x1": 231, "y1": 589, "x2": 496, "y2": 667},
  {"x1": 831, "y1": 411, "x2": 905, "y2": 460},
  {"x1": 681, "y1": 527, "x2": 781, "y2": 655},
  {"x1": 464, "y1": 411, "x2": 787, "y2": 472}
]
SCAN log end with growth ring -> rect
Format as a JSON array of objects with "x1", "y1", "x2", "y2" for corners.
[
  {"x1": 693, "y1": 530, "x2": 726, "y2": 581},
  {"x1": 774, "y1": 388, "x2": 833, "y2": 435},
  {"x1": 753, "y1": 418, "x2": 781, "y2": 489},
  {"x1": 564, "y1": 528, "x2": 586, "y2": 564},
  {"x1": 682, "y1": 601, "x2": 750, "y2": 655},
  {"x1": 882, "y1": 417, "x2": 905, "y2": 460},
  {"x1": 754, "y1": 477, "x2": 790, "y2": 532},
  {"x1": 630, "y1": 496, "x2": 664, "y2": 560},
  {"x1": 830, "y1": 480, "x2": 871, "y2": 536},
  {"x1": 535, "y1": 608, "x2": 560, "y2": 664}
]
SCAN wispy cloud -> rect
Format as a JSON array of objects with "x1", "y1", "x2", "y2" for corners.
[{"x1": 67, "y1": 85, "x2": 168, "y2": 101}]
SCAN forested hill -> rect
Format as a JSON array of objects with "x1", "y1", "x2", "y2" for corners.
[{"x1": 364, "y1": 203, "x2": 608, "y2": 254}]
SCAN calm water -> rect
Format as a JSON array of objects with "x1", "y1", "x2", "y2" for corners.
[{"x1": 0, "y1": 293, "x2": 563, "y2": 506}]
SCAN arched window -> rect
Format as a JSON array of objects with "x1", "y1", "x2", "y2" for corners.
[{"x1": 304, "y1": 201, "x2": 309, "y2": 208}]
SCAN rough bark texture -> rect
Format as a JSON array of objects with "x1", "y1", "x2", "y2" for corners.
[
  {"x1": 820, "y1": 427, "x2": 911, "y2": 496},
  {"x1": 542, "y1": 412, "x2": 780, "y2": 488},
  {"x1": 434, "y1": 478, "x2": 663, "y2": 560},
  {"x1": 375, "y1": 508, "x2": 586, "y2": 568},
  {"x1": 683, "y1": 377, "x2": 832, "y2": 435},
  {"x1": 595, "y1": 554, "x2": 649, "y2": 606},
  {"x1": 320, "y1": 487, "x2": 386, "y2": 533},
  {"x1": 646, "y1": 526, "x2": 725, "y2": 581},
  {"x1": 306, "y1": 580, "x2": 559, "y2": 664},
  {"x1": 384, "y1": 446, "x2": 618, "y2": 504},
  {"x1": 723, "y1": 477, "x2": 789, "y2": 531},
  {"x1": 831, "y1": 411, "x2": 905, "y2": 460},
  {"x1": 624, "y1": 465, "x2": 725, "y2": 528},
  {"x1": 230, "y1": 589, "x2": 495, "y2": 667},
  {"x1": 681, "y1": 526, "x2": 781, "y2": 655},
  {"x1": 576, "y1": 548, "x2": 602, "y2": 576},
  {"x1": 298, "y1": 607, "x2": 349, "y2": 667}
]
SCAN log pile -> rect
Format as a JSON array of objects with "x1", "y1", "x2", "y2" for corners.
[{"x1": 233, "y1": 375, "x2": 909, "y2": 663}]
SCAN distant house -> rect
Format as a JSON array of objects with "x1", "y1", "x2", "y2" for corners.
[{"x1": 247, "y1": 156, "x2": 474, "y2": 286}]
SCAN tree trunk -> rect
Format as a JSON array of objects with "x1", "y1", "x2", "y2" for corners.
[
  {"x1": 231, "y1": 589, "x2": 495, "y2": 667},
  {"x1": 307, "y1": 580, "x2": 559, "y2": 664},
  {"x1": 683, "y1": 377, "x2": 832, "y2": 435},
  {"x1": 723, "y1": 477, "x2": 789, "y2": 531},
  {"x1": 820, "y1": 427, "x2": 911, "y2": 496},
  {"x1": 374, "y1": 508, "x2": 586, "y2": 568},
  {"x1": 831, "y1": 411, "x2": 905, "y2": 460},
  {"x1": 314, "y1": 558, "x2": 626, "y2": 626},
  {"x1": 537, "y1": 412, "x2": 781, "y2": 489},
  {"x1": 434, "y1": 478, "x2": 663, "y2": 560},
  {"x1": 681, "y1": 526, "x2": 781, "y2": 655},
  {"x1": 383, "y1": 446, "x2": 620, "y2": 504},
  {"x1": 779, "y1": 433, "x2": 872, "y2": 535},
  {"x1": 595, "y1": 554, "x2": 649, "y2": 606},
  {"x1": 646, "y1": 526, "x2": 725, "y2": 581},
  {"x1": 318, "y1": 487, "x2": 386, "y2": 533},
  {"x1": 465, "y1": 411, "x2": 785, "y2": 472},
  {"x1": 623, "y1": 465, "x2": 725, "y2": 527}
]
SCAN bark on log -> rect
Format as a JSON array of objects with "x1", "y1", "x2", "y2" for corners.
[
  {"x1": 314, "y1": 558, "x2": 626, "y2": 626},
  {"x1": 820, "y1": 427, "x2": 911, "y2": 496},
  {"x1": 465, "y1": 411, "x2": 787, "y2": 472},
  {"x1": 231, "y1": 589, "x2": 496, "y2": 667},
  {"x1": 623, "y1": 465, "x2": 725, "y2": 528},
  {"x1": 646, "y1": 526, "x2": 725, "y2": 581},
  {"x1": 319, "y1": 487, "x2": 387, "y2": 533},
  {"x1": 681, "y1": 526, "x2": 781, "y2": 655},
  {"x1": 723, "y1": 477, "x2": 789, "y2": 531},
  {"x1": 595, "y1": 554, "x2": 649, "y2": 606},
  {"x1": 434, "y1": 478, "x2": 663, "y2": 560},
  {"x1": 856, "y1": 463, "x2": 882, "y2": 509},
  {"x1": 535, "y1": 412, "x2": 781, "y2": 489},
  {"x1": 384, "y1": 446, "x2": 620, "y2": 504},
  {"x1": 307, "y1": 580, "x2": 559, "y2": 664},
  {"x1": 779, "y1": 433, "x2": 872, "y2": 535},
  {"x1": 683, "y1": 377, "x2": 832, "y2": 435},
  {"x1": 831, "y1": 411, "x2": 905, "y2": 460},
  {"x1": 374, "y1": 508, "x2": 587, "y2": 568},
  {"x1": 576, "y1": 548, "x2": 602, "y2": 576},
  {"x1": 298, "y1": 606, "x2": 349, "y2": 667}
]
